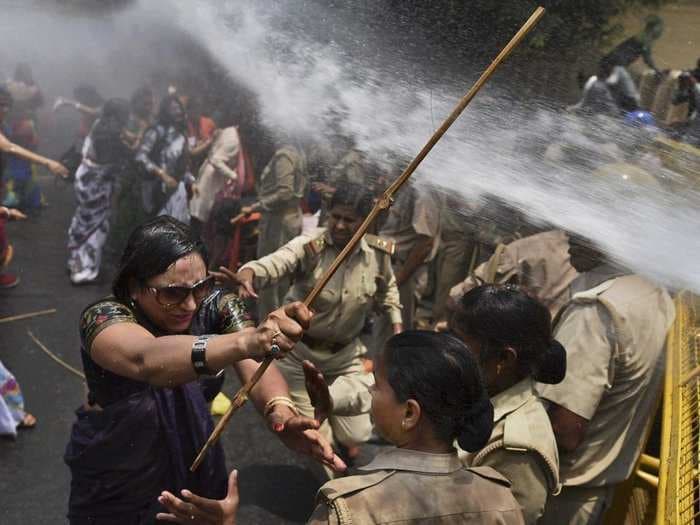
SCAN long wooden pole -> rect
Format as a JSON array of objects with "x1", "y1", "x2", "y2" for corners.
[{"x1": 191, "y1": 6, "x2": 545, "y2": 472}]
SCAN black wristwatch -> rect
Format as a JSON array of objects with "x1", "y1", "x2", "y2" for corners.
[{"x1": 191, "y1": 335, "x2": 217, "y2": 376}]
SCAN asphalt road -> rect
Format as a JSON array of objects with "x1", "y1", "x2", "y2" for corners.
[{"x1": 0, "y1": 172, "x2": 333, "y2": 524}]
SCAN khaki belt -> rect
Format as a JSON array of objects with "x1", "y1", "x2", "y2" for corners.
[{"x1": 301, "y1": 334, "x2": 350, "y2": 353}]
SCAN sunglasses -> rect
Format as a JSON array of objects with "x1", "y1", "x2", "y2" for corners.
[{"x1": 146, "y1": 275, "x2": 214, "y2": 308}]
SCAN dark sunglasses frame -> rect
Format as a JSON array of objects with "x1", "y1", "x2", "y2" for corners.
[{"x1": 146, "y1": 275, "x2": 214, "y2": 308}]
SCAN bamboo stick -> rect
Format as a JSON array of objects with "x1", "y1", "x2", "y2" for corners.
[
  {"x1": 191, "y1": 6, "x2": 545, "y2": 472},
  {"x1": 0, "y1": 308, "x2": 57, "y2": 324}
]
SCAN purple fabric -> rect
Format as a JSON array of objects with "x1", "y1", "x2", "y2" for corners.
[{"x1": 65, "y1": 384, "x2": 226, "y2": 522}]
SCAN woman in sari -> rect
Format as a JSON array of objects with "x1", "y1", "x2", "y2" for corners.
[
  {"x1": 135, "y1": 95, "x2": 192, "y2": 223},
  {"x1": 64, "y1": 216, "x2": 344, "y2": 524},
  {"x1": 67, "y1": 98, "x2": 131, "y2": 285}
]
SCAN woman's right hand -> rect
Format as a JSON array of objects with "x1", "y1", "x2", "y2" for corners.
[
  {"x1": 48, "y1": 160, "x2": 69, "y2": 179},
  {"x1": 245, "y1": 302, "x2": 312, "y2": 362},
  {"x1": 161, "y1": 171, "x2": 179, "y2": 190}
]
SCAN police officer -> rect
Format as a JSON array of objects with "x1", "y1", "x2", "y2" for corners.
[
  {"x1": 241, "y1": 142, "x2": 307, "y2": 317},
  {"x1": 537, "y1": 234, "x2": 674, "y2": 524},
  {"x1": 233, "y1": 183, "x2": 402, "y2": 466},
  {"x1": 451, "y1": 284, "x2": 566, "y2": 524}
]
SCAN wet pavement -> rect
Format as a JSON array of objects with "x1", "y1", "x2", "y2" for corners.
[{"x1": 0, "y1": 172, "x2": 324, "y2": 524}]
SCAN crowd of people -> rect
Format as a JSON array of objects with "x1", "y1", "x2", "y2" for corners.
[{"x1": 0, "y1": 15, "x2": 696, "y2": 524}]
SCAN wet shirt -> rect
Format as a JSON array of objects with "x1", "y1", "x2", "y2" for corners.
[
  {"x1": 308, "y1": 447, "x2": 525, "y2": 524},
  {"x1": 468, "y1": 378, "x2": 560, "y2": 524},
  {"x1": 80, "y1": 290, "x2": 252, "y2": 407},
  {"x1": 241, "y1": 228, "x2": 402, "y2": 344},
  {"x1": 450, "y1": 230, "x2": 577, "y2": 317},
  {"x1": 135, "y1": 124, "x2": 189, "y2": 181},
  {"x1": 379, "y1": 185, "x2": 439, "y2": 260},
  {"x1": 257, "y1": 146, "x2": 306, "y2": 212},
  {"x1": 601, "y1": 37, "x2": 655, "y2": 70},
  {"x1": 536, "y1": 265, "x2": 674, "y2": 486}
]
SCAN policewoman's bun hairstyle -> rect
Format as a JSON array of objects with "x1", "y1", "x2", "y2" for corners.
[
  {"x1": 456, "y1": 284, "x2": 567, "y2": 385},
  {"x1": 383, "y1": 331, "x2": 494, "y2": 452}
]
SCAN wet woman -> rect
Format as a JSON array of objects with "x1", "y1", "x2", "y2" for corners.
[
  {"x1": 157, "y1": 331, "x2": 525, "y2": 524},
  {"x1": 67, "y1": 98, "x2": 131, "y2": 284},
  {"x1": 450, "y1": 284, "x2": 567, "y2": 524},
  {"x1": 64, "y1": 216, "x2": 344, "y2": 524},
  {"x1": 135, "y1": 95, "x2": 192, "y2": 223}
]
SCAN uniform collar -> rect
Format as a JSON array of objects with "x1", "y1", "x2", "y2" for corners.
[
  {"x1": 322, "y1": 229, "x2": 372, "y2": 259},
  {"x1": 358, "y1": 447, "x2": 463, "y2": 474},
  {"x1": 491, "y1": 377, "x2": 536, "y2": 423}
]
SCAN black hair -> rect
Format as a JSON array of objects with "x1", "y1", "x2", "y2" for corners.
[
  {"x1": 157, "y1": 94, "x2": 186, "y2": 131},
  {"x1": 73, "y1": 84, "x2": 104, "y2": 108},
  {"x1": 112, "y1": 216, "x2": 208, "y2": 303},
  {"x1": 91, "y1": 98, "x2": 130, "y2": 164},
  {"x1": 383, "y1": 331, "x2": 494, "y2": 452},
  {"x1": 454, "y1": 284, "x2": 566, "y2": 385},
  {"x1": 330, "y1": 182, "x2": 374, "y2": 217},
  {"x1": 130, "y1": 85, "x2": 154, "y2": 118}
]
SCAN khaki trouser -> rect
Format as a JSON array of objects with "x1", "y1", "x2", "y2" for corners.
[
  {"x1": 256, "y1": 206, "x2": 302, "y2": 318},
  {"x1": 540, "y1": 485, "x2": 614, "y2": 525},
  {"x1": 275, "y1": 338, "x2": 373, "y2": 476}
]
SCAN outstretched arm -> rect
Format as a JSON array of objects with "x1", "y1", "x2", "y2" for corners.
[{"x1": 0, "y1": 130, "x2": 69, "y2": 178}]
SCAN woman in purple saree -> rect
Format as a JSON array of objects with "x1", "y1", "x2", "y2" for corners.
[{"x1": 65, "y1": 216, "x2": 344, "y2": 524}]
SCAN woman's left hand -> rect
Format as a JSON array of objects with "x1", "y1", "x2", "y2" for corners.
[
  {"x1": 157, "y1": 469, "x2": 239, "y2": 524},
  {"x1": 268, "y1": 406, "x2": 347, "y2": 473}
]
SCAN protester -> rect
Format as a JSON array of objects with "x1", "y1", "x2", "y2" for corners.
[
  {"x1": 157, "y1": 331, "x2": 525, "y2": 524},
  {"x1": 0, "y1": 84, "x2": 68, "y2": 288},
  {"x1": 66, "y1": 98, "x2": 131, "y2": 284},
  {"x1": 64, "y1": 216, "x2": 345, "y2": 524},
  {"x1": 450, "y1": 284, "x2": 565, "y2": 524},
  {"x1": 135, "y1": 95, "x2": 192, "y2": 223}
]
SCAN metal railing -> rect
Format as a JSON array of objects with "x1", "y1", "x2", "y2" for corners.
[{"x1": 657, "y1": 291, "x2": 700, "y2": 524}]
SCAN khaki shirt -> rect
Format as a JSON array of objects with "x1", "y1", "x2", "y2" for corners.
[
  {"x1": 308, "y1": 447, "x2": 525, "y2": 524},
  {"x1": 257, "y1": 145, "x2": 306, "y2": 212},
  {"x1": 379, "y1": 185, "x2": 440, "y2": 261},
  {"x1": 468, "y1": 378, "x2": 560, "y2": 525},
  {"x1": 450, "y1": 230, "x2": 578, "y2": 317},
  {"x1": 329, "y1": 149, "x2": 368, "y2": 187},
  {"x1": 537, "y1": 264, "x2": 675, "y2": 487},
  {"x1": 241, "y1": 228, "x2": 402, "y2": 344}
]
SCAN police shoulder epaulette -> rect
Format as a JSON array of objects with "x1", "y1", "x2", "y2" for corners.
[
  {"x1": 364, "y1": 234, "x2": 395, "y2": 255},
  {"x1": 304, "y1": 235, "x2": 326, "y2": 258}
]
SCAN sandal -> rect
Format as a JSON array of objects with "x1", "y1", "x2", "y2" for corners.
[{"x1": 18, "y1": 412, "x2": 37, "y2": 429}]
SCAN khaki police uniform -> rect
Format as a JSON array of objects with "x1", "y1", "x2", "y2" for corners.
[
  {"x1": 449, "y1": 230, "x2": 578, "y2": 318},
  {"x1": 465, "y1": 378, "x2": 560, "y2": 524},
  {"x1": 241, "y1": 227, "x2": 401, "y2": 451},
  {"x1": 256, "y1": 145, "x2": 307, "y2": 316},
  {"x1": 378, "y1": 185, "x2": 439, "y2": 330},
  {"x1": 432, "y1": 197, "x2": 477, "y2": 321},
  {"x1": 537, "y1": 264, "x2": 675, "y2": 525},
  {"x1": 307, "y1": 447, "x2": 525, "y2": 524}
]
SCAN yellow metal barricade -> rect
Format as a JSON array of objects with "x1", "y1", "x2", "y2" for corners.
[{"x1": 657, "y1": 291, "x2": 700, "y2": 524}]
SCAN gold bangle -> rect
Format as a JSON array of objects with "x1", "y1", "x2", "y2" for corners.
[{"x1": 264, "y1": 396, "x2": 299, "y2": 417}]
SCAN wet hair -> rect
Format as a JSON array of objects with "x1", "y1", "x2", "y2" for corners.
[
  {"x1": 157, "y1": 94, "x2": 186, "y2": 130},
  {"x1": 112, "y1": 216, "x2": 208, "y2": 303},
  {"x1": 383, "y1": 331, "x2": 494, "y2": 452},
  {"x1": 73, "y1": 84, "x2": 104, "y2": 108},
  {"x1": 91, "y1": 98, "x2": 130, "y2": 164},
  {"x1": 454, "y1": 284, "x2": 566, "y2": 385},
  {"x1": 330, "y1": 182, "x2": 374, "y2": 217},
  {"x1": 130, "y1": 86, "x2": 154, "y2": 118},
  {"x1": 644, "y1": 14, "x2": 663, "y2": 33}
]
